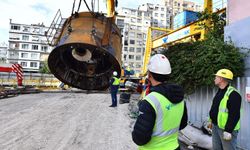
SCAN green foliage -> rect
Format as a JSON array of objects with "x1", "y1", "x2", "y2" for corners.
[
  {"x1": 39, "y1": 60, "x2": 51, "y2": 74},
  {"x1": 162, "y1": 12, "x2": 245, "y2": 94}
]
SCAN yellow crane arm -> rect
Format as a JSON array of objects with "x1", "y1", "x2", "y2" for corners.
[{"x1": 106, "y1": 0, "x2": 115, "y2": 18}]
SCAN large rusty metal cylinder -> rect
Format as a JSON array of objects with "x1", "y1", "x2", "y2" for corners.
[{"x1": 48, "y1": 12, "x2": 122, "y2": 90}]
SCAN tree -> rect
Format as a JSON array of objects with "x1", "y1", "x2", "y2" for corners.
[{"x1": 162, "y1": 11, "x2": 245, "y2": 94}]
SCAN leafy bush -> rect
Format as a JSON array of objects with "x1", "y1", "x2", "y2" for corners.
[{"x1": 162, "y1": 12, "x2": 245, "y2": 94}]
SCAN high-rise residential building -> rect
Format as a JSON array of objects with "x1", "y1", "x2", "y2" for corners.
[
  {"x1": 162, "y1": 0, "x2": 184, "y2": 16},
  {"x1": 0, "y1": 42, "x2": 8, "y2": 63},
  {"x1": 116, "y1": 3, "x2": 170, "y2": 74},
  {"x1": 7, "y1": 19, "x2": 52, "y2": 72},
  {"x1": 183, "y1": 1, "x2": 203, "y2": 12}
]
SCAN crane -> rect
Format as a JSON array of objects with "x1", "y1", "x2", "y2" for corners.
[
  {"x1": 46, "y1": 0, "x2": 121, "y2": 90},
  {"x1": 141, "y1": 0, "x2": 226, "y2": 76}
]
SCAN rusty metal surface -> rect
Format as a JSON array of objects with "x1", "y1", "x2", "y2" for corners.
[{"x1": 48, "y1": 12, "x2": 122, "y2": 90}]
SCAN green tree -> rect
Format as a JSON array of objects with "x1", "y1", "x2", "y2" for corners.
[
  {"x1": 39, "y1": 59, "x2": 51, "y2": 74},
  {"x1": 162, "y1": 11, "x2": 245, "y2": 94}
]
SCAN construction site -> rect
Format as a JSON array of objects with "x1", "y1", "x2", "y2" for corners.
[{"x1": 1, "y1": 0, "x2": 250, "y2": 149}]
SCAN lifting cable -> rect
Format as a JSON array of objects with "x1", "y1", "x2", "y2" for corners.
[{"x1": 83, "y1": 0, "x2": 96, "y2": 16}]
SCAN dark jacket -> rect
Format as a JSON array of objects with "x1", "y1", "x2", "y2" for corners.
[
  {"x1": 109, "y1": 77, "x2": 119, "y2": 92},
  {"x1": 132, "y1": 83, "x2": 188, "y2": 146},
  {"x1": 209, "y1": 85, "x2": 241, "y2": 133}
]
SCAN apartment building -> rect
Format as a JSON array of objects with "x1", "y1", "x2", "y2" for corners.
[
  {"x1": 162, "y1": 0, "x2": 202, "y2": 16},
  {"x1": 183, "y1": 1, "x2": 203, "y2": 12},
  {"x1": 7, "y1": 19, "x2": 52, "y2": 72},
  {"x1": 116, "y1": 3, "x2": 170, "y2": 74},
  {"x1": 0, "y1": 42, "x2": 8, "y2": 63},
  {"x1": 162, "y1": 0, "x2": 184, "y2": 16}
]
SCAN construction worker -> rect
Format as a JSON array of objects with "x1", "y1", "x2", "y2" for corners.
[
  {"x1": 209, "y1": 69, "x2": 241, "y2": 150},
  {"x1": 132, "y1": 54, "x2": 188, "y2": 150},
  {"x1": 109, "y1": 71, "x2": 120, "y2": 107}
]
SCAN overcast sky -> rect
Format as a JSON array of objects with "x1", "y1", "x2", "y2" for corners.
[{"x1": 0, "y1": 0, "x2": 203, "y2": 43}]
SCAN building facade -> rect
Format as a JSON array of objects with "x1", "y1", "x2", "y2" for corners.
[
  {"x1": 7, "y1": 19, "x2": 52, "y2": 72},
  {"x1": 0, "y1": 42, "x2": 8, "y2": 63},
  {"x1": 116, "y1": 3, "x2": 170, "y2": 74},
  {"x1": 183, "y1": 1, "x2": 203, "y2": 12}
]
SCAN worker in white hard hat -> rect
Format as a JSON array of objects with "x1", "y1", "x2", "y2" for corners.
[
  {"x1": 132, "y1": 54, "x2": 188, "y2": 150},
  {"x1": 109, "y1": 71, "x2": 120, "y2": 107},
  {"x1": 209, "y1": 69, "x2": 241, "y2": 150}
]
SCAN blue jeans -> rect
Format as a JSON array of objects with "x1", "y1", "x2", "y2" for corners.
[
  {"x1": 111, "y1": 91, "x2": 118, "y2": 106},
  {"x1": 212, "y1": 124, "x2": 238, "y2": 150}
]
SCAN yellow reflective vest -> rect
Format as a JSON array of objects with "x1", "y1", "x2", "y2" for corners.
[
  {"x1": 139, "y1": 92, "x2": 184, "y2": 150},
  {"x1": 217, "y1": 86, "x2": 240, "y2": 130},
  {"x1": 112, "y1": 77, "x2": 120, "y2": 85}
]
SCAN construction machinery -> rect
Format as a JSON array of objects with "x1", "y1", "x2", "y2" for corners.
[
  {"x1": 141, "y1": 0, "x2": 226, "y2": 76},
  {"x1": 46, "y1": 0, "x2": 121, "y2": 90}
]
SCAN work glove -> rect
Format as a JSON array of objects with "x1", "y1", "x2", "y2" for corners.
[
  {"x1": 223, "y1": 131, "x2": 232, "y2": 141},
  {"x1": 207, "y1": 122, "x2": 212, "y2": 129}
]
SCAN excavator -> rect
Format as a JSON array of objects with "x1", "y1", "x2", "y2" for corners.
[{"x1": 46, "y1": 0, "x2": 121, "y2": 90}]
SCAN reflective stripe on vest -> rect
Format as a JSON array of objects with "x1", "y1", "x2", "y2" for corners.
[
  {"x1": 139, "y1": 92, "x2": 184, "y2": 150},
  {"x1": 147, "y1": 94, "x2": 180, "y2": 137},
  {"x1": 112, "y1": 77, "x2": 120, "y2": 85},
  {"x1": 217, "y1": 86, "x2": 240, "y2": 130}
]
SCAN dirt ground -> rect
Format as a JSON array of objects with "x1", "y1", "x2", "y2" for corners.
[{"x1": 0, "y1": 93, "x2": 137, "y2": 150}]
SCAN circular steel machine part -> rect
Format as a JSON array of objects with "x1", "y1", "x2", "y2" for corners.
[{"x1": 48, "y1": 12, "x2": 122, "y2": 90}]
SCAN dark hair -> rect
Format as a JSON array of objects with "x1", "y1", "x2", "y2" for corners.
[{"x1": 150, "y1": 71, "x2": 170, "y2": 82}]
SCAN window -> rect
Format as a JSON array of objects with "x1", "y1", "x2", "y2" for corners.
[
  {"x1": 136, "y1": 55, "x2": 141, "y2": 60},
  {"x1": 11, "y1": 25, "x2": 20, "y2": 30},
  {"x1": 23, "y1": 26, "x2": 30, "y2": 32},
  {"x1": 130, "y1": 25, "x2": 136, "y2": 30},
  {"x1": 155, "y1": 7, "x2": 159, "y2": 10},
  {"x1": 136, "y1": 48, "x2": 142, "y2": 53},
  {"x1": 155, "y1": 13, "x2": 158, "y2": 17},
  {"x1": 161, "y1": 8, "x2": 164, "y2": 11},
  {"x1": 124, "y1": 47, "x2": 128, "y2": 51},
  {"x1": 31, "y1": 53, "x2": 38, "y2": 59},
  {"x1": 161, "y1": 14, "x2": 164, "y2": 17},
  {"x1": 137, "y1": 33, "x2": 142, "y2": 38},
  {"x1": 129, "y1": 55, "x2": 134, "y2": 59},
  {"x1": 137, "y1": 19, "x2": 142, "y2": 23},
  {"x1": 21, "y1": 44, "x2": 29, "y2": 49},
  {"x1": 137, "y1": 40, "x2": 143, "y2": 45},
  {"x1": 41, "y1": 46, "x2": 48, "y2": 52},
  {"x1": 137, "y1": 26, "x2": 142, "y2": 30},
  {"x1": 9, "y1": 33, "x2": 21, "y2": 40},
  {"x1": 32, "y1": 36, "x2": 39, "y2": 42},
  {"x1": 20, "y1": 62, "x2": 27, "y2": 67},
  {"x1": 117, "y1": 19, "x2": 124, "y2": 26},
  {"x1": 123, "y1": 54, "x2": 127, "y2": 60},
  {"x1": 131, "y1": 10, "x2": 136, "y2": 15},
  {"x1": 32, "y1": 45, "x2": 39, "y2": 50},
  {"x1": 30, "y1": 62, "x2": 38, "y2": 67},
  {"x1": 21, "y1": 53, "x2": 28, "y2": 58},
  {"x1": 131, "y1": 18, "x2": 136, "y2": 23},
  {"x1": 129, "y1": 32, "x2": 135, "y2": 38},
  {"x1": 130, "y1": 40, "x2": 135, "y2": 44},
  {"x1": 138, "y1": 12, "x2": 142, "y2": 16},
  {"x1": 22, "y1": 35, "x2": 29, "y2": 41},
  {"x1": 33, "y1": 28, "x2": 40, "y2": 33},
  {"x1": 129, "y1": 47, "x2": 135, "y2": 52}
]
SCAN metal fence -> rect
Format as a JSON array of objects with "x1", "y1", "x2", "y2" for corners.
[
  {"x1": 185, "y1": 77, "x2": 250, "y2": 150},
  {"x1": 0, "y1": 72, "x2": 60, "y2": 87}
]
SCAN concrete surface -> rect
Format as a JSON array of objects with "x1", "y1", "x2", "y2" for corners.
[{"x1": 0, "y1": 93, "x2": 136, "y2": 150}]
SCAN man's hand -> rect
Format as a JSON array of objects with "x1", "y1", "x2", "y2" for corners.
[
  {"x1": 223, "y1": 131, "x2": 232, "y2": 140},
  {"x1": 207, "y1": 122, "x2": 212, "y2": 129}
]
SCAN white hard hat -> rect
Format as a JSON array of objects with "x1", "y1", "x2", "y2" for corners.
[
  {"x1": 148, "y1": 54, "x2": 171, "y2": 75},
  {"x1": 113, "y1": 71, "x2": 118, "y2": 76}
]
